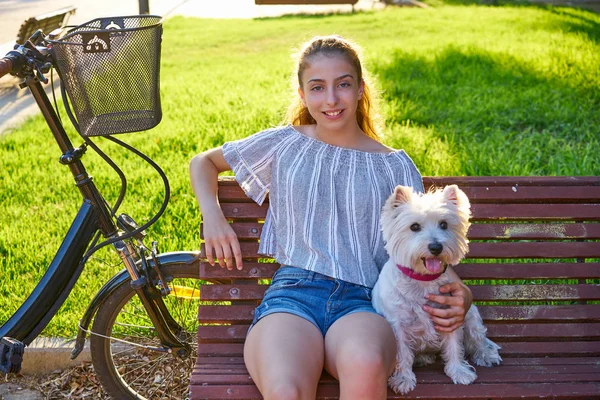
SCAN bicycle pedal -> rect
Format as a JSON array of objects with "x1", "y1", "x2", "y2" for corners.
[{"x1": 0, "y1": 337, "x2": 24, "y2": 374}]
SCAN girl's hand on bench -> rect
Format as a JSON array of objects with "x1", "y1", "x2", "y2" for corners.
[{"x1": 203, "y1": 214, "x2": 243, "y2": 270}]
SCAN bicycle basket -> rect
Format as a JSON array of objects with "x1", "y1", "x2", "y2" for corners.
[{"x1": 50, "y1": 15, "x2": 163, "y2": 137}]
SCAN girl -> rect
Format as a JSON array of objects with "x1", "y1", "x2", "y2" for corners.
[{"x1": 190, "y1": 35, "x2": 473, "y2": 400}]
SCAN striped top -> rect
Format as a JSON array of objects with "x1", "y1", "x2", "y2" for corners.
[{"x1": 222, "y1": 125, "x2": 424, "y2": 288}]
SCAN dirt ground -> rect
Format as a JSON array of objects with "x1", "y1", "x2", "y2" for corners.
[{"x1": 2, "y1": 362, "x2": 110, "y2": 400}]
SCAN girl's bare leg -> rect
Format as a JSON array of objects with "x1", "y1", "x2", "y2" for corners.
[
  {"x1": 324, "y1": 312, "x2": 397, "y2": 400},
  {"x1": 244, "y1": 313, "x2": 325, "y2": 400}
]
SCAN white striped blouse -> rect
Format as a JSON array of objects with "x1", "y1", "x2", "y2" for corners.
[{"x1": 222, "y1": 124, "x2": 424, "y2": 288}]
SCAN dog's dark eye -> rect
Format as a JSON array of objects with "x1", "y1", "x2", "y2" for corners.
[
  {"x1": 440, "y1": 221, "x2": 448, "y2": 230},
  {"x1": 410, "y1": 223, "x2": 421, "y2": 232}
]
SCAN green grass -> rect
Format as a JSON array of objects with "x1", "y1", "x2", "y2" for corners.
[{"x1": 0, "y1": 3, "x2": 599, "y2": 337}]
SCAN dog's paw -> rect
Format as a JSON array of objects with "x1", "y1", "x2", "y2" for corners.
[
  {"x1": 472, "y1": 339, "x2": 502, "y2": 367},
  {"x1": 445, "y1": 361, "x2": 477, "y2": 385},
  {"x1": 388, "y1": 371, "x2": 417, "y2": 394},
  {"x1": 414, "y1": 353, "x2": 436, "y2": 367}
]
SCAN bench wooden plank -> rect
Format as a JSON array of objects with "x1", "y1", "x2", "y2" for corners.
[
  {"x1": 214, "y1": 175, "x2": 600, "y2": 188},
  {"x1": 216, "y1": 222, "x2": 600, "y2": 240},
  {"x1": 196, "y1": 341, "x2": 600, "y2": 358},
  {"x1": 217, "y1": 203, "x2": 600, "y2": 220},
  {"x1": 197, "y1": 304, "x2": 600, "y2": 323},
  {"x1": 198, "y1": 284, "x2": 600, "y2": 302},
  {"x1": 216, "y1": 185, "x2": 600, "y2": 204},
  {"x1": 255, "y1": 0, "x2": 357, "y2": 4},
  {"x1": 193, "y1": 371, "x2": 600, "y2": 386},
  {"x1": 201, "y1": 241, "x2": 600, "y2": 259},
  {"x1": 198, "y1": 261, "x2": 600, "y2": 280},
  {"x1": 193, "y1": 356, "x2": 600, "y2": 367},
  {"x1": 197, "y1": 323, "x2": 600, "y2": 342},
  {"x1": 191, "y1": 382, "x2": 600, "y2": 399},
  {"x1": 455, "y1": 263, "x2": 600, "y2": 279},
  {"x1": 192, "y1": 362, "x2": 600, "y2": 380},
  {"x1": 422, "y1": 176, "x2": 600, "y2": 187}
]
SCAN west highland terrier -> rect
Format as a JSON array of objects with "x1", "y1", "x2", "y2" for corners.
[{"x1": 372, "y1": 185, "x2": 501, "y2": 394}]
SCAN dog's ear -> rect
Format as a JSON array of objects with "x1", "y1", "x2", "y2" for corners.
[
  {"x1": 393, "y1": 185, "x2": 413, "y2": 205},
  {"x1": 442, "y1": 185, "x2": 470, "y2": 209}
]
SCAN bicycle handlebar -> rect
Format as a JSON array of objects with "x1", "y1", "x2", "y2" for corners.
[{"x1": 0, "y1": 58, "x2": 13, "y2": 78}]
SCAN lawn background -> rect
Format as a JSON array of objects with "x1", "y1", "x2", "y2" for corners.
[{"x1": 0, "y1": 2, "x2": 599, "y2": 337}]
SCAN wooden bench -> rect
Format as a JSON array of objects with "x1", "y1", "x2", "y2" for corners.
[
  {"x1": 16, "y1": 6, "x2": 76, "y2": 44},
  {"x1": 255, "y1": 0, "x2": 358, "y2": 6},
  {"x1": 190, "y1": 176, "x2": 600, "y2": 399}
]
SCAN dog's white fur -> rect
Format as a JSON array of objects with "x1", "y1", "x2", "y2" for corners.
[{"x1": 372, "y1": 185, "x2": 501, "y2": 394}]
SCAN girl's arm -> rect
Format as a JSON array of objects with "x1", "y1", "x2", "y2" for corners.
[
  {"x1": 422, "y1": 266, "x2": 473, "y2": 333},
  {"x1": 190, "y1": 147, "x2": 243, "y2": 270}
]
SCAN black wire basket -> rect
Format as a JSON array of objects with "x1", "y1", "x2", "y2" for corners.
[{"x1": 50, "y1": 15, "x2": 163, "y2": 137}]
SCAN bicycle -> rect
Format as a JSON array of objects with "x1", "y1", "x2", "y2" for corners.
[{"x1": 0, "y1": 15, "x2": 202, "y2": 399}]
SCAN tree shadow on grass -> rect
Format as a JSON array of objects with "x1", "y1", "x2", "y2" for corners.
[
  {"x1": 421, "y1": 0, "x2": 600, "y2": 45},
  {"x1": 543, "y1": 6, "x2": 600, "y2": 45},
  {"x1": 374, "y1": 47, "x2": 599, "y2": 175}
]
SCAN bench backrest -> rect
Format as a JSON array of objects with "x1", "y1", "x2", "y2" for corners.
[
  {"x1": 16, "y1": 6, "x2": 76, "y2": 44},
  {"x1": 255, "y1": 0, "x2": 358, "y2": 5},
  {"x1": 197, "y1": 176, "x2": 600, "y2": 359}
]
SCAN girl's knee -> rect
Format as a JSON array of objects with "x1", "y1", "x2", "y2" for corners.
[
  {"x1": 262, "y1": 381, "x2": 315, "y2": 400},
  {"x1": 336, "y1": 351, "x2": 390, "y2": 399},
  {"x1": 338, "y1": 350, "x2": 391, "y2": 379}
]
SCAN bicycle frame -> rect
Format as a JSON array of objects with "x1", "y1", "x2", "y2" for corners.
[
  {"x1": 0, "y1": 200, "x2": 99, "y2": 345},
  {"x1": 1, "y1": 69, "x2": 189, "y2": 372}
]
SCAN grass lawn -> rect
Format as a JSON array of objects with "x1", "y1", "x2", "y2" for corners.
[{"x1": 0, "y1": 3, "x2": 598, "y2": 337}]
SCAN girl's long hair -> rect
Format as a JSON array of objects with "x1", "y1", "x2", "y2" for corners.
[{"x1": 285, "y1": 35, "x2": 382, "y2": 141}]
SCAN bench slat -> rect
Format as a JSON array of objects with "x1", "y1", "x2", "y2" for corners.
[
  {"x1": 193, "y1": 356, "x2": 600, "y2": 367},
  {"x1": 198, "y1": 261, "x2": 600, "y2": 280},
  {"x1": 197, "y1": 304, "x2": 600, "y2": 324},
  {"x1": 216, "y1": 176, "x2": 600, "y2": 201},
  {"x1": 422, "y1": 176, "x2": 600, "y2": 187},
  {"x1": 255, "y1": 0, "x2": 358, "y2": 4},
  {"x1": 209, "y1": 222, "x2": 600, "y2": 240},
  {"x1": 193, "y1": 371, "x2": 600, "y2": 386},
  {"x1": 200, "y1": 241, "x2": 600, "y2": 260},
  {"x1": 454, "y1": 186, "x2": 600, "y2": 204},
  {"x1": 197, "y1": 323, "x2": 600, "y2": 342},
  {"x1": 199, "y1": 284, "x2": 600, "y2": 302},
  {"x1": 467, "y1": 242, "x2": 600, "y2": 258},
  {"x1": 199, "y1": 261, "x2": 278, "y2": 279},
  {"x1": 467, "y1": 223, "x2": 600, "y2": 240},
  {"x1": 218, "y1": 203, "x2": 600, "y2": 220},
  {"x1": 454, "y1": 263, "x2": 600, "y2": 280},
  {"x1": 196, "y1": 341, "x2": 600, "y2": 358},
  {"x1": 216, "y1": 175, "x2": 600, "y2": 188},
  {"x1": 191, "y1": 382, "x2": 600, "y2": 399},
  {"x1": 192, "y1": 363, "x2": 600, "y2": 381}
]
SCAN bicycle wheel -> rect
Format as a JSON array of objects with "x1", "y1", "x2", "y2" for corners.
[{"x1": 90, "y1": 262, "x2": 201, "y2": 400}]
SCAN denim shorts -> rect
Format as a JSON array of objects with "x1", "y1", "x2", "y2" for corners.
[{"x1": 249, "y1": 266, "x2": 379, "y2": 336}]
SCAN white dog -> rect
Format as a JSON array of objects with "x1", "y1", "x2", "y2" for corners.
[{"x1": 372, "y1": 185, "x2": 501, "y2": 394}]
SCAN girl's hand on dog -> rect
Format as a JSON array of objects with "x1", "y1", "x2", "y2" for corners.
[
  {"x1": 203, "y1": 213, "x2": 243, "y2": 271},
  {"x1": 423, "y1": 281, "x2": 473, "y2": 333}
]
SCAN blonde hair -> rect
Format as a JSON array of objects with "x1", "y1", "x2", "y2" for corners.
[{"x1": 285, "y1": 35, "x2": 382, "y2": 141}]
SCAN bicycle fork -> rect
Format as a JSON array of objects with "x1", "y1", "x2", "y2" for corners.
[{"x1": 70, "y1": 233, "x2": 192, "y2": 361}]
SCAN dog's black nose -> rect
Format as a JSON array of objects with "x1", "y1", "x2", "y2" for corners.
[{"x1": 428, "y1": 242, "x2": 443, "y2": 256}]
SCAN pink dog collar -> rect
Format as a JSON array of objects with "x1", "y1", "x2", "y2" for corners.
[{"x1": 397, "y1": 265, "x2": 442, "y2": 281}]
